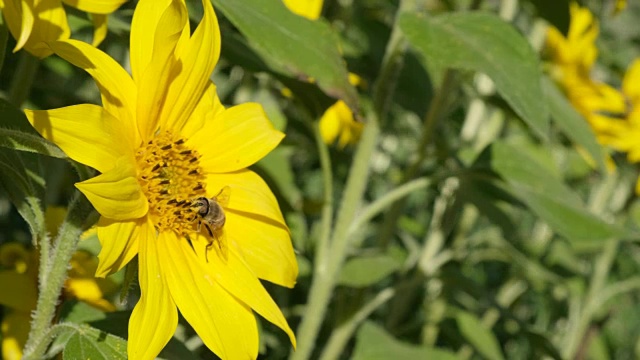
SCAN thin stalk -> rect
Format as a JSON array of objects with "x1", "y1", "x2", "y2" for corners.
[
  {"x1": 372, "y1": 0, "x2": 419, "y2": 119},
  {"x1": 348, "y1": 177, "x2": 430, "y2": 236},
  {"x1": 8, "y1": 51, "x2": 39, "y2": 106},
  {"x1": 561, "y1": 238, "x2": 619, "y2": 359},
  {"x1": 313, "y1": 120, "x2": 334, "y2": 271},
  {"x1": 377, "y1": 70, "x2": 457, "y2": 248},
  {"x1": 22, "y1": 193, "x2": 96, "y2": 360},
  {"x1": 291, "y1": 0, "x2": 417, "y2": 357},
  {"x1": 319, "y1": 288, "x2": 396, "y2": 360},
  {"x1": 386, "y1": 177, "x2": 458, "y2": 331},
  {"x1": 292, "y1": 111, "x2": 380, "y2": 360}
]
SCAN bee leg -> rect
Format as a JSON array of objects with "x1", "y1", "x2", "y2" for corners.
[
  {"x1": 185, "y1": 235, "x2": 196, "y2": 252},
  {"x1": 204, "y1": 225, "x2": 214, "y2": 263},
  {"x1": 205, "y1": 243, "x2": 213, "y2": 263},
  {"x1": 205, "y1": 224, "x2": 214, "y2": 237}
]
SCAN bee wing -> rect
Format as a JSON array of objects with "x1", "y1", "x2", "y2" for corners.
[{"x1": 214, "y1": 186, "x2": 231, "y2": 208}]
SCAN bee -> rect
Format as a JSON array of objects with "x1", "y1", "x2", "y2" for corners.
[{"x1": 191, "y1": 186, "x2": 230, "y2": 262}]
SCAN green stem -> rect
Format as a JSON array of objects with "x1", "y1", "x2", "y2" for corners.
[
  {"x1": 292, "y1": 110, "x2": 380, "y2": 360},
  {"x1": 22, "y1": 193, "x2": 96, "y2": 360},
  {"x1": 348, "y1": 177, "x2": 430, "y2": 236},
  {"x1": 8, "y1": 51, "x2": 39, "y2": 107},
  {"x1": 313, "y1": 120, "x2": 333, "y2": 270},
  {"x1": 562, "y1": 238, "x2": 619, "y2": 359},
  {"x1": 291, "y1": 0, "x2": 418, "y2": 356},
  {"x1": 376, "y1": 69, "x2": 457, "y2": 248},
  {"x1": 319, "y1": 288, "x2": 396, "y2": 360}
]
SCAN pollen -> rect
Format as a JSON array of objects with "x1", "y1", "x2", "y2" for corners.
[{"x1": 135, "y1": 131, "x2": 206, "y2": 234}]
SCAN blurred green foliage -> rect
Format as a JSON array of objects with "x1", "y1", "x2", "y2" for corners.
[{"x1": 2, "y1": 0, "x2": 640, "y2": 359}]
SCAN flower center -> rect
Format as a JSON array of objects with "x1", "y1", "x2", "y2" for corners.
[{"x1": 136, "y1": 131, "x2": 206, "y2": 235}]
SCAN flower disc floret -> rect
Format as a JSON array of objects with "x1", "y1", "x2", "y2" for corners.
[{"x1": 136, "y1": 131, "x2": 205, "y2": 235}]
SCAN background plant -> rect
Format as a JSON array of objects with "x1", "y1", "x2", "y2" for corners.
[{"x1": 1, "y1": 0, "x2": 640, "y2": 359}]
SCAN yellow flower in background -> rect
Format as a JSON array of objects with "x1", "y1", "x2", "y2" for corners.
[
  {"x1": 25, "y1": 0, "x2": 297, "y2": 358},
  {"x1": 615, "y1": 0, "x2": 627, "y2": 14},
  {"x1": 545, "y1": 2, "x2": 599, "y2": 89},
  {"x1": 319, "y1": 73, "x2": 365, "y2": 148},
  {"x1": 0, "y1": 0, "x2": 128, "y2": 58},
  {"x1": 0, "y1": 206, "x2": 116, "y2": 360},
  {"x1": 319, "y1": 100, "x2": 363, "y2": 148},
  {"x1": 595, "y1": 60, "x2": 640, "y2": 158},
  {"x1": 282, "y1": 0, "x2": 364, "y2": 148},
  {"x1": 544, "y1": 3, "x2": 627, "y2": 145},
  {"x1": 282, "y1": 0, "x2": 323, "y2": 20}
]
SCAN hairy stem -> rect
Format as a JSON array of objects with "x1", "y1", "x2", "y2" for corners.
[{"x1": 22, "y1": 193, "x2": 96, "y2": 360}]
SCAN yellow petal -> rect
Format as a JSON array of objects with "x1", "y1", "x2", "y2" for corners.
[
  {"x1": 65, "y1": 250, "x2": 118, "y2": 311},
  {"x1": 189, "y1": 103, "x2": 284, "y2": 173},
  {"x1": 224, "y1": 209, "x2": 298, "y2": 288},
  {"x1": 158, "y1": 232, "x2": 259, "y2": 360},
  {"x1": 135, "y1": 0, "x2": 188, "y2": 141},
  {"x1": 128, "y1": 219, "x2": 178, "y2": 360},
  {"x1": 0, "y1": 271, "x2": 37, "y2": 312},
  {"x1": 319, "y1": 103, "x2": 342, "y2": 145},
  {"x1": 7, "y1": 0, "x2": 35, "y2": 52},
  {"x1": 90, "y1": 14, "x2": 108, "y2": 46},
  {"x1": 623, "y1": 59, "x2": 640, "y2": 104},
  {"x1": 49, "y1": 39, "x2": 138, "y2": 143},
  {"x1": 320, "y1": 100, "x2": 361, "y2": 148},
  {"x1": 179, "y1": 81, "x2": 224, "y2": 139},
  {"x1": 96, "y1": 217, "x2": 142, "y2": 277},
  {"x1": 65, "y1": 278, "x2": 116, "y2": 311},
  {"x1": 4, "y1": 0, "x2": 69, "y2": 57},
  {"x1": 205, "y1": 170, "x2": 286, "y2": 226},
  {"x1": 191, "y1": 235, "x2": 296, "y2": 347},
  {"x1": 129, "y1": 0, "x2": 173, "y2": 82},
  {"x1": 282, "y1": 0, "x2": 323, "y2": 20},
  {"x1": 160, "y1": 0, "x2": 221, "y2": 133},
  {"x1": 75, "y1": 158, "x2": 148, "y2": 221},
  {"x1": 25, "y1": 104, "x2": 131, "y2": 173},
  {"x1": 61, "y1": 0, "x2": 127, "y2": 14},
  {"x1": 1, "y1": 311, "x2": 31, "y2": 360}
]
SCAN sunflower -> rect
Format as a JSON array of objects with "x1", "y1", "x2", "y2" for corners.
[
  {"x1": 25, "y1": 0, "x2": 297, "y2": 358},
  {"x1": 0, "y1": 0, "x2": 128, "y2": 57}
]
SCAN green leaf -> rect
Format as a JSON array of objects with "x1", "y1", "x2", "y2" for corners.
[
  {"x1": 61, "y1": 324, "x2": 127, "y2": 360},
  {"x1": 352, "y1": 321, "x2": 458, "y2": 360},
  {"x1": 0, "y1": 148, "x2": 45, "y2": 236},
  {"x1": 400, "y1": 12, "x2": 549, "y2": 138},
  {"x1": 455, "y1": 310, "x2": 505, "y2": 360},
  {"x1": 85, "y1": 311, "x2": 199, "y2": 360},
  {"x1": 0, "y1": 127, "x2": 68, "y2": 158},
  {"x1": 0, "y1": 98, "x2": 67, "y2": 158},
  {"x1": 490, "y1": 142, "x2": 624, "y2": 243},
  {"x1": 338, "y1": 254, "x2": 402, "y2": 288},
  {"x1": 544, "y1": 77, "x2": 606, "y2": 172},
  {"x1": 212, "y1": 0, "x2": 358, "y2": 109}
]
